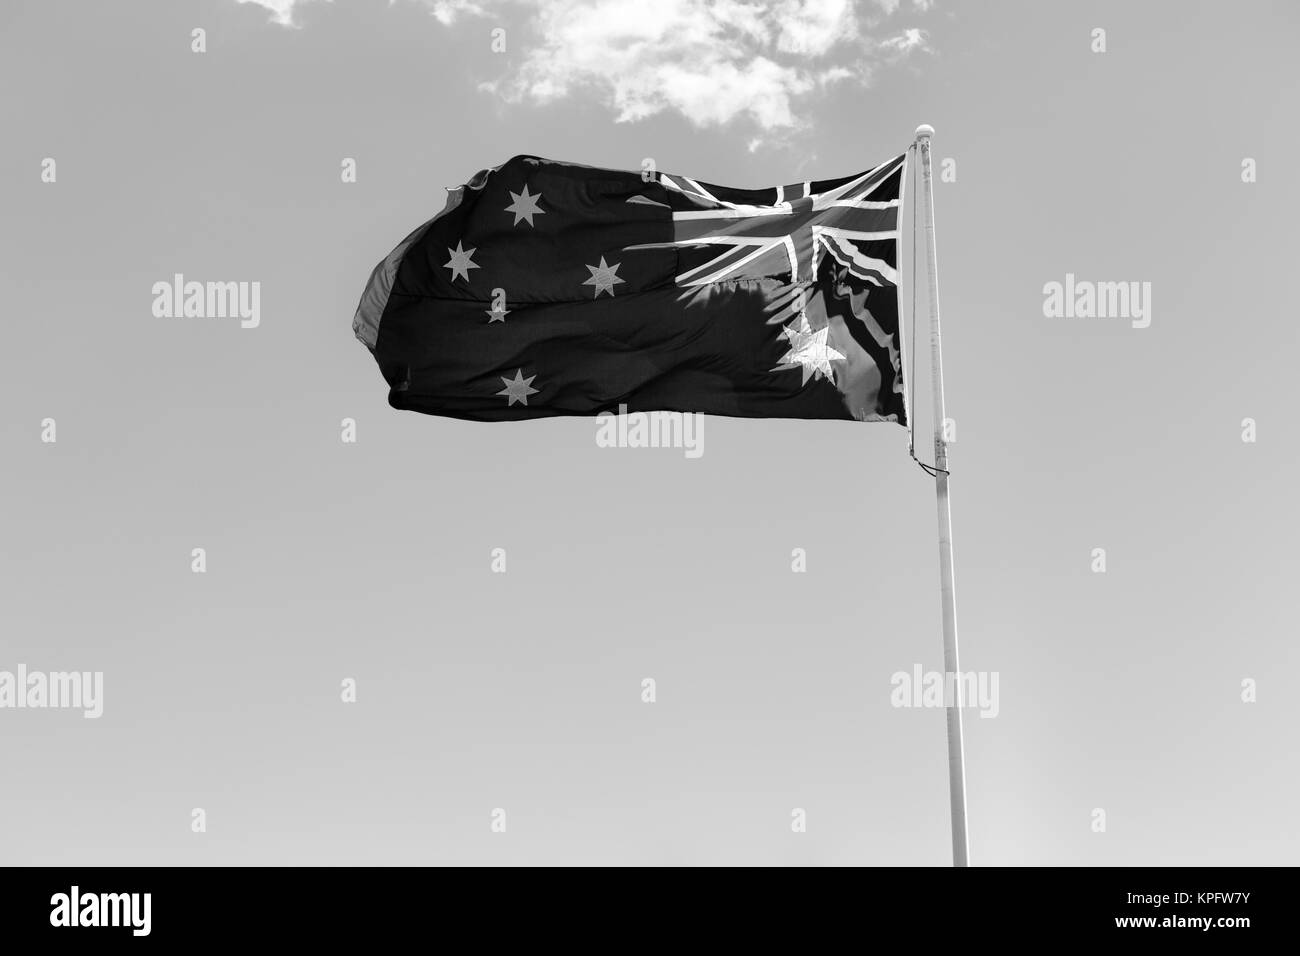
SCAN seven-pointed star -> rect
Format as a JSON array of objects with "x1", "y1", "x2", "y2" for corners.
[
  {"x1": 583, "y1": 256, "x2": 625, "y2": 298},
  {"x1": 504, "y1": 185, "x2": 545, "y2": 227},
  {"x1": 443, "y1": 241, "x2": 479, "y2": 283},
  {"x1": 773, "y1": 314, "x2": 845, "y2": 386},
  {"x1": 485, "y1": 304, "x2": 510, "y2": 323},
  {"x1": 496, "y1": 368, "x2": 539, "y2": 406}
]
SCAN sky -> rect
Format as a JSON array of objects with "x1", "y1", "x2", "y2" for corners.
[{"x1": 0, "y1": 0, "x2": 1297, "y2": 866}]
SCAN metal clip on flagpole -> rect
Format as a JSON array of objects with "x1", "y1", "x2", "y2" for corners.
[{"x1": 914, "y1": 124, "x2": 970, "y2": 868}]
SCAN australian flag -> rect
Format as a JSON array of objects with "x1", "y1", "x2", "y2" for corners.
[{"x1": 354, "y1": 152, "x2": 907, "y2": 424}]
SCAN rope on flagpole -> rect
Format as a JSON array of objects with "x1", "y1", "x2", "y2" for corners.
[{"x1": 905, "y1": 142, "x2": 949, "y2": 479}]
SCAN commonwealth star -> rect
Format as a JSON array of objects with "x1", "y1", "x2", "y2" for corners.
[{"x1": 773, "y1": 314, "x2": 845, "y2": 386}]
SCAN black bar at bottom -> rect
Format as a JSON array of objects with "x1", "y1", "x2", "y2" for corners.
[{"x1": 0, "y1": 865, "x2": 1286, "y2": 943}]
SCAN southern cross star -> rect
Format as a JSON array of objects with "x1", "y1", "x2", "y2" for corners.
[
  {"x1": 444, "y1": 241, "x2": 479, "y2": 283},
  {"x1": 504, "y1": 185, "x2": 545, "y2": 227},
  {"x1": 496, "y1": 368, "x2": 539, "y2": 406},
  {"x1": 583, "y1": 256, "x2": 625, "y2": 298},
  {"x1": 485, "y1": 304, "x2": 510, "y2": 323},
  {"x1": 774, "y1": 314, "x2": 845, "y2": 386}
]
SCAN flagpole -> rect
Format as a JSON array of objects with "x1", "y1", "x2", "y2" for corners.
[{"x1": 914, "y1": 124, "x2": 970, "y2": 867}]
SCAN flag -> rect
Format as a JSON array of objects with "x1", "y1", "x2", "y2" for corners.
[{"x1": 353, "y1": 152, "x2": 907, "y2": 424}]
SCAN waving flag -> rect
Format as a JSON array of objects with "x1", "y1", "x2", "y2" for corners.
[{"x1": 354, "y1": 153, "x2": 907, "y2": 423}]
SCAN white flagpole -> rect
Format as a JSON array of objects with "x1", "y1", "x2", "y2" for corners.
[{"x1": 914, "y1": 124, "x2": 970, "y2": 867}]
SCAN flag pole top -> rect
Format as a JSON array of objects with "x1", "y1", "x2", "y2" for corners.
[{"x1": 915, "y1": 124, "x2": 935, "y2": 142}]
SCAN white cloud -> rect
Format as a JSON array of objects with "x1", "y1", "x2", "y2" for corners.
[
  {"x1": 236, "y1": 0, "x2": 934, "y2": 129},
  {"x1": 234, "y1": 0, "x2": 328, "y2": 27},
  {"x1": 426, "y1": 0, "x2": 489, "y2": 23},
  {"x1": 771, "y1": 0, "x2": 858, "y2": 55},
  {"x1": 872, "y1": 0, "x2": 934, "y2": 15},
  {"x1": 877, "y1": 27, "x2": 931, "y2": 57},
  {"x1": 484, "y1": 0, "x2": 933, "y2": 130}
]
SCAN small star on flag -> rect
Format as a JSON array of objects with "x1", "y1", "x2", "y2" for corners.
[
  {"x1": 773, "y1": 314, "x2": 845, "y2": 386},
  {"x1": 485, "y1": 304, "x2": 510, "y2": 323},
  {"x1": 583, "y1": 256, "x2": 624, "y2": 298},
  {"x1": 444, "y1": 241, "x2": 479, "y2": 283},
  {"x1": 504, "y1": 185, "x2": 545, "y2": 227},
  {"x1": 496, "y1": 368, "x2": 539, "y2": 406}
]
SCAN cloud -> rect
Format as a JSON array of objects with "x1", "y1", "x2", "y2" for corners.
[
  {"x1": 234, "y1": 0, "x2": 327, "y2": 27},
  {"x1": 877, "y1": 26, "x2": 931, "y2": 57},
  {"x1": 235, "y1": 0, "x2": 933, "y2": 129},
  {"x1": 872, "y1": 0, "x2": 934, "y2": 14},
  {"x1": 486, "y1": 0, "x2": 934, "y2": 130},
  {"x1": 426, "y1": 0, "x2": 490, "y2": 24}
]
